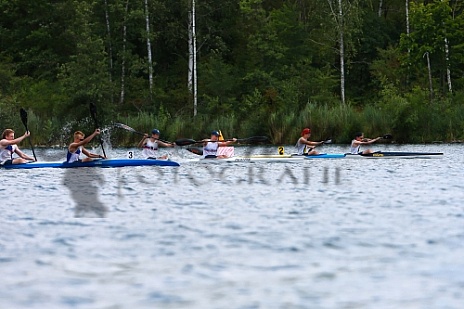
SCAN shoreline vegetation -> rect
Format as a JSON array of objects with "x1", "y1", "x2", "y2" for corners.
[{"x1": 5, "y1": 100, "x2": 464, "y2": 148}]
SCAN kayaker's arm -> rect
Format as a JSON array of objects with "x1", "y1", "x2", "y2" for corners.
[
  {"x1": 82, "y1": 148, "x2": 105, "y2": 159},
  {"x1": 69, "y1": 129, "x2": 100, "y2": 153},
  {"x1": 157, "y1": 140, "x2": 175, "y2": 148},
  {"x1": 219, "y1": 138, "x2": 237, "y2": 146},
  {"x1": 0, "y1": 131, "x2": 30, "y2": 146},
  {"x1": 137, "y1": 134, "x2": 149, "y2": 148},
  {"x1": 14, "y1": 147, "x2": 35, "y2": 161}
]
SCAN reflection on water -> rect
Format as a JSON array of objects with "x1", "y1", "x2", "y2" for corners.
[
  {"x1": 1, "y1": 144, "x2": 463, "y2": 308},
  {"x1": 62, "y1": 168, "x2": 108, "y2": 218}
]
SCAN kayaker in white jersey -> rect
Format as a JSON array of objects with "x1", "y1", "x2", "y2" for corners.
[
  {"x1": 67, "y1": 129, "x2": 106, "y2": 163},
  {"x1": 202, "y1": 131, "x2": 237, "y2": 159},
  {"x1": 0, "y1": 129, "x2": 35, "y2": 165},
  {"x1": 350, "y1": 132, "x2": 381, "y2": 154},
  {"x1": 138, "y1": 128, "x2": 175, "y2": 159},
  {"x1": 295, "y1": 128, "x2": 324, "y2": 155}
]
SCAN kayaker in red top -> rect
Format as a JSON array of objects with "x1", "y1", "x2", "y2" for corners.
[{"x1": 295, "y1": 128, "x2": 324, "y2": 155}]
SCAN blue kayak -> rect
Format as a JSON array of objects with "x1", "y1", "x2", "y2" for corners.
[
  {"x1": 1, "y1": 158, "x2": 180, "y2": 169},
  {"x1": 303, "y1": 153, "x2": 346, "y2": 159}
]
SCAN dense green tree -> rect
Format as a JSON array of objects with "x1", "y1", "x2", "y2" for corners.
[
  {"x1": 400, "y1": 0, "x2": 464, "y2": 98},
  {"x1": 0, "y1": 0, "x2": 463, "y2": 144}
]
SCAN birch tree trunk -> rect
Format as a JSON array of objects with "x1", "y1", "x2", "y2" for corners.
[
  {"x1": 193, "y1": 1, "x2": 198, "y2": 117},
  {"x1": 104, "y1": 0, "x2": 113, "y2": 88},
  {"x1": 444, "y1": 36, "x2": 452, "y2": 93},
  {"x1": 188, "y1": 0, "x2": 198, "y2": 116},
  {"x1": 424, "y1": 51, "x2": 434, "y2": 102},
  {"x1": 405, "y1": 0, "x2": 410, "y2": 85},
  {"x1": 144, "y1": 0, "x2": 154, "y2": 97},
  {"x1": 405, "y1": 0, "x2": 410, "y2": 36},
  {"x1": 338, "y1": 0, "x2": 346, "y2": 105},
  {"x1": 119, "y1": 0, "x2": 130, "y2": 105},
  {"x1": 188, "y1": 7, "x2": 193, "y2": 113},
  {"x1": 378, "y1": 0, "x2": 383, "y2": 17},
  {"x1": 442, "y1": 0, "x2": 452, "y2": 93},
  {"x1": 327, "y1": 0, "x2": 346, "y2": 105}
]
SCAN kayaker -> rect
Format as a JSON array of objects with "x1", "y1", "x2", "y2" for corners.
[
  {"x1": 350, "y1": 132, "x2": 381, "y2": 154},
  {"x1": 0, "y1": 129, "x2": 36, "y2": 165},
  {"x1": 67, "y1": 129, "x2": 106, "y2": 163},
  {"x1": 203, "y1": 131, "x2": 237, "y2": 159},
  {"x1": 138, "y1": 128, "x2": 175, "y2": 159},
  {"x1": 295, "y1": 128, "x2": 324, "y2": 155}
]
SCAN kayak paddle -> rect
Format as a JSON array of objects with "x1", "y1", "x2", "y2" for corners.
[
  {"x1": 186, "y1": 147, "x2": 203, "y2": 156},
  {"x1": 305, "y1": 138, "x2": 333, "y2": 152},
  {"x1": 19, "y1": 108, "x2": 37, "y2": 161},
  {"x1": 114, "y1": 122, "x2": 173, "y2": 144},
  {"x1": 322, "y1": 138, "x2": 332, "y2": 144},
  {"x1": 114, "y1": 122, "x2": 145, "y2": 136},
  {"x1": 175, "y1": 136, "x2": 269, "y2": 146},
  {"x1": 89, "y1": 102, "x2": 107, "y2": 158}
]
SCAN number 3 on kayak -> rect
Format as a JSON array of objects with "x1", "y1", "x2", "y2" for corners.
[
  {"x1": 127, "y1": 151, "x2": 134, "y2": 159},
  {"x1": 278, "y1": 146, "x2": 285, "y2": 155}
]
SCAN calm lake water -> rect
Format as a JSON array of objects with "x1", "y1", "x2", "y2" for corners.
[{"x1": 1, "y1": 143, "x2": 463, "y2": 309}]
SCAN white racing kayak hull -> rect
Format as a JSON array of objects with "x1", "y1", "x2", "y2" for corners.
[{"x1": 190, "y1": 153, "x2": 346, "y2": 163}]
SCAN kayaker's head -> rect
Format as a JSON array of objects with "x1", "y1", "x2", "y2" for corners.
[
  {"x1": 74, "y1": 131, "x2": 85, "y2": 142},
  {"x1": 354, "y1": 132, "x2": 364, "y2": 140},
  {"x1": 210, "y1": 130, "x2": 220, "y2": 141},
  {"x1": 151, "y1": 129, "x2": 160, "y2": 138},
  {"x1": 301, "y1": 128, "x2": 311, "y2": 138},
  {"x1": 2, "y1": 129, "x2": 15, "y2": 140}
]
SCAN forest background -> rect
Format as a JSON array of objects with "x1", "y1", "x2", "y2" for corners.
[{"x1": 1, "y1": 0, "x2": 463, "y2": 146}]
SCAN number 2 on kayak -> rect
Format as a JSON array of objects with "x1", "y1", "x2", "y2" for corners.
[{"x1": 278, "y1": 146, "x2": 284, "y2": 155}]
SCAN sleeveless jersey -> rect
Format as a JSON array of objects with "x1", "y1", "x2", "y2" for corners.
[
  {"x1": 350, "y1": 140, "x2": 361, "y2": 154},
  {"x1": 0, "y1": 144, "x2": 15, "y2": 163},
  {"x1": 67, "y1": 147, "x2": 81, "y2": 163},
  {"x1": 203, "y1": 142, "x2": 219, "y2": 157},
  {"x1": 295, "y1": 139, "x2": 308, "y2": 155},
  {"x1": 142, "y1": 138, "x2": 159, "y2": 158}
]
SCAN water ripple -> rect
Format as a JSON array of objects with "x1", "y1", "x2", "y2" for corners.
[{"x1": 2, "y1": 145, "x2": 463, "y2": 308}]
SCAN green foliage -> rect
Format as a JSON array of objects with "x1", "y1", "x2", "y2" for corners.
[
  {"x1": 400, "y1": 0, "x2": 464, "y2": 96},
  {"x1": 1, "y1": 0, "x2": 464, "y2": 146}
]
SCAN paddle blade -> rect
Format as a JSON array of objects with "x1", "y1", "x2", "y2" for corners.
[
  {"x1": 187, "y1": 147, "x2": 203, "y2": 156},
  {"x1": 383, "y1": 134, "x2": 393, "y2": 139},
  {"x1": 114, "y1": 122, "x2": 131, "y2": 130},
  {"x1": 323, "y1": 139, "x2": 332, "y2": 144},
  {"x1": 20, "y1": 108, "x2": 28, "y2": 129},
  {"x1": 114, "y1": 122, "x2": 144, "y2": 135},
  {"x1": 88, "y1": 102, "x2": 107, "y2": 158},
  {"x1": 19, "y1": 108, "x2": 37, "y2": 161},
  {"x1": 175, "y1": 138, "x2": 200, "y2": 146}
]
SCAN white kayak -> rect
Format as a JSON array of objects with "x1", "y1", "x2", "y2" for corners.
[{"x1": 188, "y1": 153, "x2": 346, "y2": 163}]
